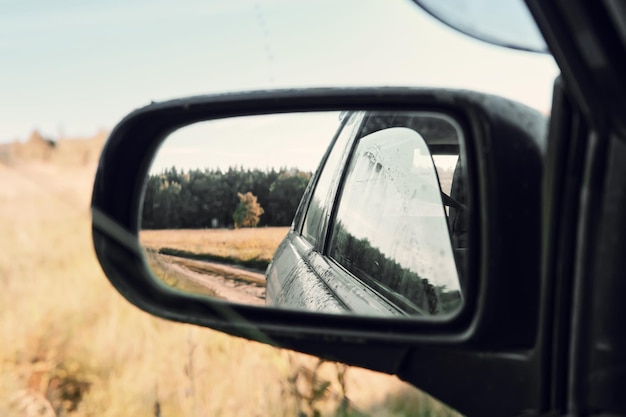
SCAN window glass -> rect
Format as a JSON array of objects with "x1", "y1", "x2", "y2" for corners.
[
  {"x1": 328, "y1": 114, "x2": 463, "y2": 315},
  {"x1": 301, "y1": 113, "x2": 360, "y2": 246},
  {"x1": 432, "y1": 154, "x2": 458, "y2": 196}
]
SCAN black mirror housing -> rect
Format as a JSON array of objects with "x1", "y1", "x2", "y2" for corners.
[{"x1": 92, "y1": 88, "x2": 546, "y2": 416}]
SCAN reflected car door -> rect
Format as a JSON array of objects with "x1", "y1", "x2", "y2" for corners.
[
  {"x1": 266, "y1": 111, "x2": 401, "y2": 314},
  {"x1": 326, "y1": 126, "x2": 461, "y2": 315},
  {"x1": 266, "y1": 111, "x2": 463, "y2": 315}
]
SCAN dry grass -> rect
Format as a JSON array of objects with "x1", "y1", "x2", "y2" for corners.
[
  {"x1": 0, "y1": 160, "x2": 460, "y2": 417},
  {"x1": 140, "y1": 228, "x2": 288, "y2": 269}
]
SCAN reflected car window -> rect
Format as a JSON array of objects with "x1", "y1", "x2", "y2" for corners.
[
  {"x1": 301, "y1": 113, "x2": 361, "y2": 246},
  {"x1": 328, "y1": 120, "x2": 463, "y2": 315}
]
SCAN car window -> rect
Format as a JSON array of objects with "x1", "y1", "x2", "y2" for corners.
[
  {"x1": 327, "y1": 115, "x2": 464, "y2": 315},
  {"x1": 433, "y1": 154, "x2": 458, "y2": 196},
  {"x1": 301, "y1": 113, "x2": 362, "y2": 246}
]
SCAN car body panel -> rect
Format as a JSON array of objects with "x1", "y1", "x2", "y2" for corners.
[{"x1": 266, "y1": 233, "x2": 404, "y2": 315}]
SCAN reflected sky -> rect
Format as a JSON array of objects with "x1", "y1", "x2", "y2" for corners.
[{"x1": 150, "y1": 112, "x2": 340, "y2": 173}]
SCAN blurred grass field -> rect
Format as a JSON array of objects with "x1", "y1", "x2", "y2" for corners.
[{"x1": 0, "y1": 159, "x2": 460, "y2": 417}]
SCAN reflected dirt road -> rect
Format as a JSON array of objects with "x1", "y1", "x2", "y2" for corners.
[{"x1": 157, "y1": 254, "x2": 266, "y2": 305}]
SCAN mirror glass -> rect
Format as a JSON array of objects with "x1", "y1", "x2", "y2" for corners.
[{"x1": 140, "y1": 111, "x2": 468, "y2": 318}]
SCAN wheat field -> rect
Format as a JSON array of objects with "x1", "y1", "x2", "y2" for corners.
[
  {"x1": 141, "y1": 228, "x2": 288, "y2": 260},
  {"x1": 140, "y1": 227, "x2": 288, "y2": 269},
  {"x1": 0, "y1": 161, "x2": 459, "y2": 417}
]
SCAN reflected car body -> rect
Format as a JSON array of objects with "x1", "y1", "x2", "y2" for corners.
[{"x1": 266, "y1": 111, "x2": 465, "y2": 316}]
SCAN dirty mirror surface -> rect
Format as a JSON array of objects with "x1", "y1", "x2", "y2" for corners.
[{"x1": 140, "y1": 111, "x2": 467, "y2": 317}]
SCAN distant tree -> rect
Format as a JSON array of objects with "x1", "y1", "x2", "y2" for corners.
[
  {"x1": 157, "y1": 179, "x2": 182, "y2": 227},
  {"x1": 233, "y1": 192, "x2": 264, "y2": 228},
  {"x1": 141, "y1": 166, "x2": 311, "y2": 229},
  {"x1": 268, "y1": 170, "x2": 312, "y2": 225}
]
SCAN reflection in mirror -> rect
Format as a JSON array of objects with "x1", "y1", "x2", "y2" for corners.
[
  {"x1": 327, "y1": 128, "x2": 460, "y2": 315},
  {"x1": 140, "y1": 111, "x2": 468, "y2": 318}
]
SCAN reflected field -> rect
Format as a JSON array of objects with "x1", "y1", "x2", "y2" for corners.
[
  {"x1": 140, "y1": 227, "x2": 289, "y2": 269},
  {"x1": 141, "y1": 227, "x2": 289, "y2": 303}
]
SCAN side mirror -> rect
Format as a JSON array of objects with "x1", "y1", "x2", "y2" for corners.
[{"x1": 92, "y1": 88, "x2": 546, "y2": 416}]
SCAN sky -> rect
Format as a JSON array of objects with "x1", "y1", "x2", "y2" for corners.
[
  {"x1": 2, "y1": 0, "x2": 559, "y2": 170},
  {"x1": 150, "y1": 112, "x2": 342, "y2": 173}
]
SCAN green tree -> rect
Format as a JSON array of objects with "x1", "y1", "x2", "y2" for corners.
[
  {"x1": 268, "y1": 169, "x2": 311, "y2": 226},
  {"x1": 233, "y1": 191, "x2": 264, "y2": 228}
]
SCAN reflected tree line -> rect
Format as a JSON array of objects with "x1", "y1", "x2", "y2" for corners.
[
  {"x1": 142, "y1": 167, "x2": 311, "y2": 229},
  {"x1": 330, "y1": 221, "x2": 462, "y2": 316}
]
